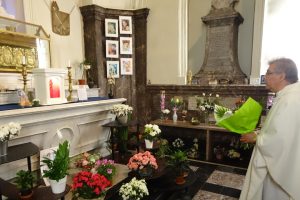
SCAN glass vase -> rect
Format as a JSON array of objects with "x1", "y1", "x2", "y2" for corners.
[{"x1": 173, "y1": 108, "x2": 178, "y2": 123}]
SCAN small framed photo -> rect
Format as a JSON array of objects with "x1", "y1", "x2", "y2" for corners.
[
  {"x1": 260, "y1": 75, "x2": 266, "y2": 84},
  {"x1": 106, "y1": 40, "x2": 119, "y2": 58},
  {"x1": 120, "y1": 58, "x2": 133, "y2": 75},
  {"x1": 106, "y1": 61, "x2": 120, "y2": 78},
  {"x1": 120, "y1": 37, "x2": 132, "y2": 55},
  {"x1": 119, "y1": 16, "x2": 132, "y2": 34},
  {"x1": 105, "y1": 19, "x2": 118, "y2": 37}
]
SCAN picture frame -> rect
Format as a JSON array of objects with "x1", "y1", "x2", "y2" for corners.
[
  {"x1": 119, "y1": 16, "x2": 132, "y2": 34},
  {"x1": 106, "y1": 40, "x2": 119, "y2": 58},
  {"x1": 120, "y1": 58, "x2": 133, "y2": 75},
  {"x1": 120, "y1": 37, "x2": 132, "y2": 55},
  {"x1": 105, "y1": 19, "x2": 118, "y2": 37},
  {"x1": 260, "y1": 75, "x2": 266, "y2": 84},
  {"x1": 106, "y1": 61, "x2": 120, "y2": 78}
]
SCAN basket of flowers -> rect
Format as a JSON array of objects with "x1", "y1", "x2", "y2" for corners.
[
  {"x1": 72, "y1": 170, "x2": 111, "y2": 199},
  {"x1": 127, "y1": 151, "x2": 158, "y2": 178},
  {"x1": 92, "y1": 159, "x2": 116, "y2": 183},
  {"x1": 119, "y1": 177, "x2": 149, "y2": 200}
]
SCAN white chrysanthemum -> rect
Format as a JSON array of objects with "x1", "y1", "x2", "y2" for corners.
[{"x1": 0, "y1": 122, "x2": 21, "y2": 141}]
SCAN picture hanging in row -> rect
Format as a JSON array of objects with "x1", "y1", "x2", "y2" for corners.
[
  {"x1": 120, "y1": 58, "x2": 133, "y2": 75},
  {"x1": 106, "y1": 40, "x2": 119, "y2": 58},
  {"x1": 119, "y1": 16, "x2": 132, "y2": 34},
  {"x1": 106, "y1": 61, "x2": 120, "y2": 78},
  {"x1": 105, "y1": 19, "x2": 118, "y2": 37},
  {"x1": 105, "y1": 16, "x2": 132, "y2": 37},
  {"x1": 120, "y1": 37, "x2": 132, "y2": 55},
  {"x1": 106, "y1": 58, "x2": 133, "y2": 78}
]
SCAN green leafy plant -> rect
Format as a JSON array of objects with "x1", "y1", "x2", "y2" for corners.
[
  {"x1": 167, "y1": 150, "x2": 189, "y2": 172},
  {"x1": 42, "y1": 140, "x2": 70, "y2": 181},
  {"x1": 14, "y1": 170, "x2": 35, "y2": 196}
]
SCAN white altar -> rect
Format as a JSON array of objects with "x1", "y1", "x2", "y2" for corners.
[{"x1": 0, "y1": 98, "x2": 126, "y2": 179}]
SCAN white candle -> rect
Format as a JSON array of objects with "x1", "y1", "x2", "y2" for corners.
[
  {"x1": 68, "y1": 60, "x2": 71, "y2": 67},
  {"x1": 22, "y1": 56, "x2": 26, "y2": 65}
]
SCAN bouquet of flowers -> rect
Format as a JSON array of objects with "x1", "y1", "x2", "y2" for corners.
[
  {"x1": 127, "y1": 151, "x2": 158, "y2": 171},
  {"x1": 143, "y1": 124, "x2": 161, "y2": 141},
  {"x1": 170, "y1": 97, "x2": 183, "y2": 109},
  {"x1": 214, "y1": 97, "x2": 262, "y2": 134},
  {"x1": 74, "y1": 152, "x2": 101, "y2": 170},
  {"x1": 72, "y1": 171, "x2": 111, "y2": 199},
  {"x1": 119, "y1": 177, "x2": 149, "y2": 200},
  {"x1": 196, "y1": 93, "x2": 219, "y2": 112},
  {"x1": 0, "y1": 122, "x2": 21, "y2": 142},
  {"x1": 172, "y1": 138, "x2": 185, "y2": 149},
  {"x1": 93, "y1": 159, "x2": 116, "y2": 182},
  {"x1": 161, "y1": 109, "x2": 170, "y2": 115},
  {"x1": 111, "y1": 104, "x2": 133, "y2": 117}
]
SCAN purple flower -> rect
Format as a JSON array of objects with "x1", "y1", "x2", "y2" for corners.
[{"x1": 107, "y1": 169, "x2": 112, "y2": 174}]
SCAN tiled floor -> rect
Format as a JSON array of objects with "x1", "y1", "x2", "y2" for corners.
[{"x1": 190, "y1": 161, "x2": 246, "y2": 200}]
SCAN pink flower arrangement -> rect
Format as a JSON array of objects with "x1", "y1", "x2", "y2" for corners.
[{"x1": 127, "y1": 151, "x2": 158, "y2": 171}]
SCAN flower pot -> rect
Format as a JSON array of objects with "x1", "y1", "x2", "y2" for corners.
[
  {"x1": 145, "y1": 139, "x2": 153, "y2": 149},
  {"x1": 19, "y1": 190, "x2": 33, "y2": 200},
  {"x1": 138, "y1": 166, "x2": 153, "y2": 178},
  {"x1": 78, "y1": 79, "x2": 86, "y2": 85},
  {"x1": 49, "y1": 176, "x2": 67, "y2": 194},
  {"x1": 117, "y1": 115, "x2": 128, "y2": 125},
  {"x1": 175, "y1": 174, "x2": 186, "y2": 185},
  {"x1": 0, "y1": 140, "x2": 8, "y2": 156}
]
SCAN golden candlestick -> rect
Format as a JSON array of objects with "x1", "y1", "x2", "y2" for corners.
[
  {"x1": 21, "y1": 64, "x2": 28, "y2": 92},
  {"x1": 67, "y1": 66, "x2": 72, "y2": 102}
]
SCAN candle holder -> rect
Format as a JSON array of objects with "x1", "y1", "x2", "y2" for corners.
[
  {"x1": 67, "y1": 66, "x2": 73, "y2": 102},
  {"x1": 21, "y1": 64, "x2": 29, "y2": 92}
]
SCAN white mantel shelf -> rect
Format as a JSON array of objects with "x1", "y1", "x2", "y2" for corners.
[{"x1": 0, "y1": 98, "x2": 126, "y2": 180}]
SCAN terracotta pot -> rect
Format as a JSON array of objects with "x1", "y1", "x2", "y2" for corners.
[
  {"x1": 78, "y1": 79, "x2": 86, "y2": 85},
  {"x1": 19, "y1": 190, "x2": 33, "y2": 200},
  {"x1": 175, "y1": 174, "x2": 186, "y2": 185}
]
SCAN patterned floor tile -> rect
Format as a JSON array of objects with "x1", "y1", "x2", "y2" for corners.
[
  {"x1": 193, "y1": 190, "x2": 238, "y2": 200},
  {"x1": 206, "y1": 170, "x2": 245, "y2": 190}
]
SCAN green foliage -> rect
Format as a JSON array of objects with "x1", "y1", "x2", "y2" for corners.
[
  {"x1": 214, "y1": 104, "x2": 232, "y2": 121},
  {"x1": 42, "y1": 140, "x2": 70, "y2": 181},
  {"x1": 14, "y1": 170, "x2": 35, "y2": 193},
  {"x1": 167, "y1": 150, "x2": 189, "y2": 171},
  {"x1": 156, "y1": 139, "x2": 171, "y2": 158}
]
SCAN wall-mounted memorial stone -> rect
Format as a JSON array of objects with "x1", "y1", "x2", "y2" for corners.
[{"x1": 193, "y1": 0, "x2": 246, "y2": 85}]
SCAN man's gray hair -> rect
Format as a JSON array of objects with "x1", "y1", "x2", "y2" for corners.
[{"x1": 268, "y1": 58, "x2": 298, "y2": 83}]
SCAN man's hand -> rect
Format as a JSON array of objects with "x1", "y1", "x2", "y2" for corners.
[{"x1": 240, "y1": 132, "x2": 257, "y2": 143}]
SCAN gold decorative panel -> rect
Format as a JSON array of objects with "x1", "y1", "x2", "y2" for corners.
[
  {"x1": 0, "y1": 16, "x2": 50, "y2": 72},
  {"x1": 0, "y1": 45, "x2": 37, "y2": 72}
]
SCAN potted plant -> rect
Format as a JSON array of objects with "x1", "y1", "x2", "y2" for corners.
[
  {"x1": 167, "y1": 150, "x2": 189, "y2": 184},
  {"x1": 143, "y1": 124, "x2": 161, "y2": 149},
  {"x1": 93, "y1": 159, "x2": 117, "y2": 183},
  {"x1": 119, "y1": 177, "x2": 149, "y2": 200},
  {"x1": 41, "y1": 140, "x2": 70, "y2": 194},
  {"x1": 0, "y1": 122, "x2": 21, "y2": 156},
  {"x1": 14, "y1": 170, "x2": 35, "y2": 200},
  {"x1": 110, "y1": 104, "x2": 133, "y2": 124}
]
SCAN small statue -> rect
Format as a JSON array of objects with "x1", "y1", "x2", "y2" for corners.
[
  {"x1": 187, "y1": 69, "x2": 193, "y2": 85},
  {"x1": 107, "y1": 73, "x2": 115, "y2": 99}
]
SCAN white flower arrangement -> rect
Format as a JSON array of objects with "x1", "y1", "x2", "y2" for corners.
[
  {"x1": 162, "y1": 109, "x2": 170, "y2": 114},
  {"x1": 119, "y1": 177, "x2": 149, "y2": 200},
  {"x1": 196, "y1": 93, "x2": 219, "y2": 112},
  {"x1": 172, "y1": 138, "x2": 184, "y2": 149},
  {"x1": 111, "y1": 104, "x2": 133, "y2": 117},
  {"x1": 0, "y1": 122, "x2": 21, "y2": 142},
  {"x1": 143, "y1": 124, "x2": 161, "y2": 141}
]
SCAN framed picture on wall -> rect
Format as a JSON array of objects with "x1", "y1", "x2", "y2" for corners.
[
  {"x1": 105, "y1": 19, "x2": 118, "y2": 37},
  {"x1": 120, "y1": 58, "x2": 133, "y2": 75},
  {"x1": 106, "y1": 61, "x2": 120, "y2": 78},
  {"x1": 120, "y1": 37, "x2": 132, "y2": 55},
  {"x1": 260, "y1": 75, "x2": 266, "y2": 84},
  {"x1": 119, "y1": 16, "x2": 132, "y2": 34},
  {"x1": 106, "y1": 40, "x2": 119, "y2": 58}
]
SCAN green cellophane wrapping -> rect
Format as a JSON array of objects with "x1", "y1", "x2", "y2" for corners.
[{"x1": 215, "y1": 97, "x2": 262, "y2": 134}]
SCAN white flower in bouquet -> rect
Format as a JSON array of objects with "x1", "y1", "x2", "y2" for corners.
[
  {"x1": 172, "y1": 138, "x2": 184, "y2": 148},
  {"x1": 0, "y1": 122, "x2": 21, "y2": 142},
  {"x1": 111, "y1": 104, "x2": 133, "y2": 117},
  {"x1": 119, "y1": 177, "x2": 149, "y2": 200},
  {"x1": 143, "y1": 124, "x2": 161, "y2": 141},
  {"x1": 162, "y1": 109, "x2": 170, "y2": 114}
]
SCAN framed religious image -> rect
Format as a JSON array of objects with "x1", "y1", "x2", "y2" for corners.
[
  {"x1": 260, "y1": 75, "x2": 266, "y2": 84},
  {"x1": 105, "y1": 18, "x2": 118, "y2": 37},
  {"x1": 106, "y1": 40, "x2": 119, "y2": 58},
  {"x1": 120, "y1": 58, "x2": 133, "y2": 75},
  {"x1": 119, "y1": 16, "x2": 132, "y2": 34},
  {"x1": 106, "y1": 61, "x2": 120, "y2": 78},
  {"x1": 120, "y1": 37, "x2": 132, "y2": 55}
]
